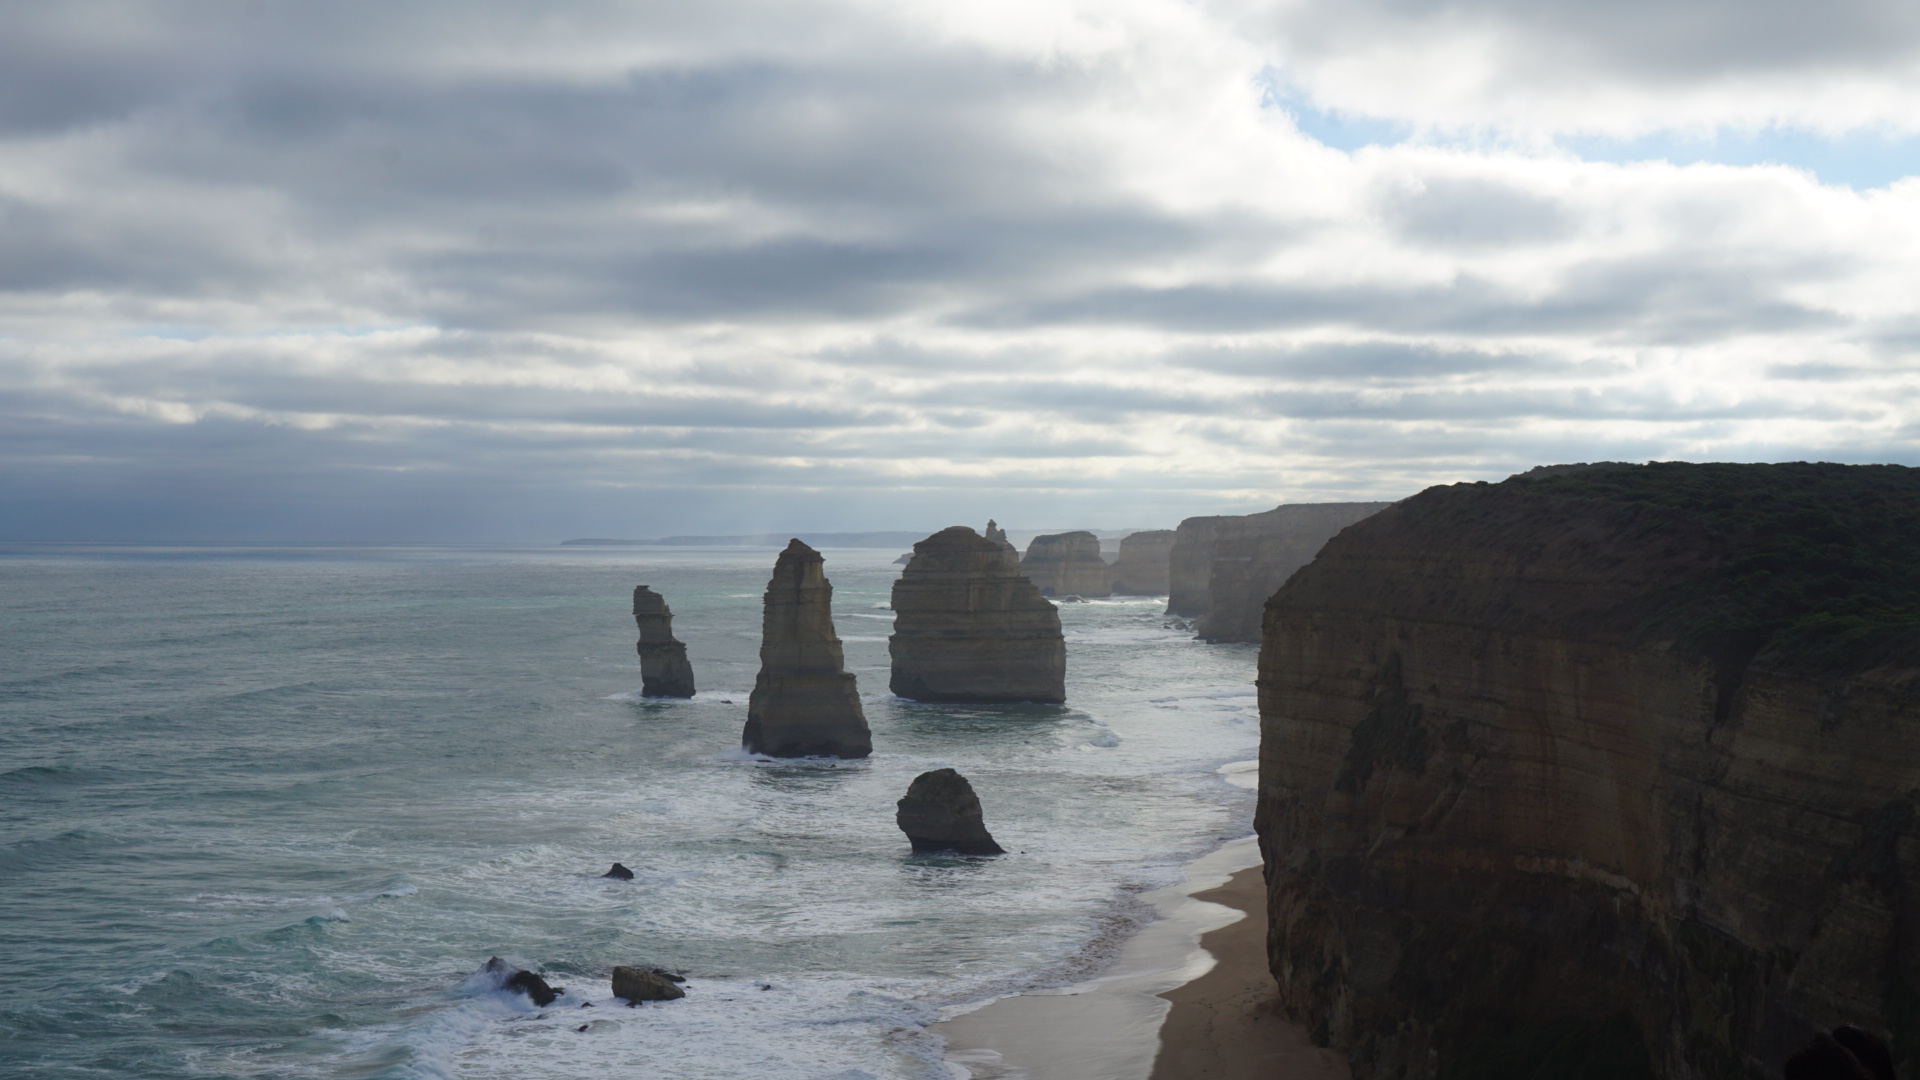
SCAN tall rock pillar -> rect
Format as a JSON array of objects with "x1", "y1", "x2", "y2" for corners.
[
  {"x1": 633, "y1": 586, "x2": 696, "y2": 698},
  {"x1": 741, "y1": 540, "x2": 872, "y2": 758}
]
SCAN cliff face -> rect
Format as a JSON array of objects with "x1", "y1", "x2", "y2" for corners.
[
  {"x1": 633, "y1": 586, "x2": 696, "y2": 698},
  {"x1": 1255, "y1": 463, "x2": 1920, "y2": 1080},
  {"x1": 1195, "y1": 502, "x2": 1391, "y2": 643},
  {"x1": 1111, "y1": 529, "x2": 1176, "y2": 595},
  {"x1": 742, "y1": 539, "x2": 872, "y2": 758},
  {"x1": 890, "y1": 526, "x2": 1065, "y2": 704},
  {"x1": 1166, "y1": 516, "x2": 1229, "y2": 617},
  {"x1": 1020, "y1": 531, "x2": 1111, "y2": 597}
]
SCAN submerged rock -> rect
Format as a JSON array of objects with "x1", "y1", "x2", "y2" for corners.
[
  {"x1": 633, "y1": 586, "x2": 696, "y2": 698},
  {"x1": 896, "y1": 768, "x2": 1004, "y2": 855},
  {"x1": 1110, "y1": 529, "x2": 1175, "y2": 595},
  {"x1": 612, "y1": 966, "x2": 686, "y2": 1004},
  {"x1": 479, "y1": 957, "x2": 563, "y2": 1007},
  {"x1": 889, "y1": 526, "x2": 1065, "y2": 704},
  {"x1": 740, "y1": 540, "x2": 872, "y2": 758},
  {"x1": 601, "y1": 863, "x2": 634, "y2": 880},
  {"x1": 1019, "y1": 531, "x2": 1111, "y2": 597}
]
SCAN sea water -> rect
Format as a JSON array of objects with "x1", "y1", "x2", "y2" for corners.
[{"x1": 0, "y1": 544, "x2": 1261, "y2": 1080}]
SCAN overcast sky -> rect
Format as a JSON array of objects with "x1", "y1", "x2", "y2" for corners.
[{"x1": 4, "y1": 0, "x2": 1919, "y2": 541}]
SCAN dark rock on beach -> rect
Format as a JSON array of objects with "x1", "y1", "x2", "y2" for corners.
[
  {"x1": 633, "y1": 586, "x2": 696, "y2": 698},
  {"x1": 740, "y1": 540, "x2": 872, "y2": 758},
  {"x1": 889, "y1": 526, "x2": 1065, "y2": 704},
  {"x1": 897, "y1": 768, "x2": 1004, "y2": 855},
  {"x1": 601, "y1": 862, "x2": 634, "y2": 880},
  {"x1": 612, "y1": 965, "x2": 686, "y2": 1003}
]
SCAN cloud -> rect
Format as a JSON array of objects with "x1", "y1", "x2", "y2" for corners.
[{"x1": 1, "y1": 0, "x2": 1918, "y2": 540}]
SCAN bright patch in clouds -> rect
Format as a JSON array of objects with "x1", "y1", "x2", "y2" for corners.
[{"x1": 2, "y1": 0, "x2": 1918, "y2": 540}]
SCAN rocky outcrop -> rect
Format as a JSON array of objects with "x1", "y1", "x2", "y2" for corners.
[
  {"x1": 889, "y1": 526, "x2": 1065, "y2": 703},
  {"x1": 1195, "y1": 502, "x2": 1391, "y2": 643},
  {"x1": 897, "y1": 768, "x2": 1005, "y2": 855},
  {"x1": 478, "y1": 957, "x2": 563, "y2": 1006},
  {"x1": 1020, "y1": 531, "x2": 1111, "y2": 597},
  {"x1": 1165, "y1": 515, "x2": 1230, "y2": 617},
  {"x1": 1111, "y1": 529, "x2": 1176, "y2": 595},
  {"x1": 741, "y1": 540, "x2": 872, "y2": 759},
  {"x1": 1255, "y1": 462, "x2": 1920, "y2": 1080},
  {"x1": 612, "y1": 966, "x2": 686, "y2": 1003},
  {"x1": 601, "y1": 863, "x2": 634, "y2": 880},
  {"x1": 984, "y1": 519, "x2": 1021, "y2": 568},
  {"x1": 633, "y1": 586, "x2": 696, "y2": 697}
]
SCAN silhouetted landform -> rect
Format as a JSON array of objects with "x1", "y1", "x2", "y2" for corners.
[
  {"x1": 741, "y1": 540, "x2": 871, "y2": 758},
  {"x1": 612, "y1": 966, "x2": 685, "y2": 1003},
  {"x1": 889, "y1": 526, "x2": 1064, "y2": 703},
  {"x1": 1111, "y1": 529, "x2": 1176, "y2": 595},
  {"x1": 632, "y1": 585, "x2": 696, "y2": 697},
  {"x1": 1195, "y1": 502, "x2": 1391, "y2": 643},
  {"x1": 1021, "y1": 531, "x2": 1111, "y2": 597},
  {"x1": 896, "y1": 768, "x2": 1004, "y2": 855},
  {"x1": 1256, "y1": 462, "x2": 1920, "y2": 1080},
  {"x1": 564, "y1": 531, "x2": 926, "y2": 548},
  {"x1": 601, "y1": 862, "x2": 634, "y2": 880}
]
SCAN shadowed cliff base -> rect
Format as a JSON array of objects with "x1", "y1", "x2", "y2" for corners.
[
  {"x1": 890, "y1": 525, "x2": 1065, "y2": 704},
  {"x1": 1256, "y1": 461, "x2": 1920, "y2": 1080},
  {"x1": 742, "y1": 539, "x2": 871, "y2": 758}
]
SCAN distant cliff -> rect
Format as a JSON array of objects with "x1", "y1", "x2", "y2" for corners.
[
  {"x1": 1196, "y1": 502, "x2": 1390, "y2": 643},
  {"x1": 1021, "y1": 531, "x2": 1112, "y2": 597},
  {"x1": 1112, "y1": 529, "x2": 1176, "y2": 596},
  {"x1": 1166, "y1": 516, "x2": 1230, "y2": 617},
  {"x1": 890, "y1": 526, "x2": 1064, "y2": 704},
  {"x1": 1255, "y1": 462, "x2": 1920, "y2": 1080}
]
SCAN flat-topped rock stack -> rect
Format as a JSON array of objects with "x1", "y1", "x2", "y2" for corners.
[
  {"x1": 632, "y1": 586, "x2": 696, "y2": 698},
  {"x1": 740, "y1": 540, "x2": 871, "y2": 758},
  {"x1": 889, "y1": 526, "x2": 1065, "y2": 704},
  {"x1": 1019, "y1": 531, "x2": 1111, "y2": 597},
  {"x1": 1195, "y1": 501, "x2": 1391, "y2": 643},
  {"x1": 1110, "y1": 529, "x2": 1175, "y2": 595}
]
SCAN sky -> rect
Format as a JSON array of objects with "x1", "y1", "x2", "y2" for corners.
[{"x1": 4, "y1": 0, "x2": 1920, "y2": 542}]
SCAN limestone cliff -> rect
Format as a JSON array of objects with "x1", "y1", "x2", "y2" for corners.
[
  {"x1": 742, "y1": 540, "x2": 872, "y2": 758},
  {"x1": 1111, "y1": 529, "x2": 1176, "y2": 596},
  {"x1": 1255, "y1": 462, "x2": 1920, "y2": 1080},
  {"x1": 889, "y1": 526, "x2": 1064, "y2": 704},
  {"x1": 1196, "y1": 502, "x2": 1391, "y2": 643},
  {"x1": 633, "y1": 585, "x2": 696, "y2": 698},
  {"x1": 1020, "y1": 531, "x2": 1111, "y2": 597},
  {"x1": 1166, "y1": 515, "x2": 1230, "y2": 617}
]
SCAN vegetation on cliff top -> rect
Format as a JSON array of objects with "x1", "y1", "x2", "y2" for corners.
[{"x1": 1502, "y1": 461, "x2": 1920, "y2": 673}]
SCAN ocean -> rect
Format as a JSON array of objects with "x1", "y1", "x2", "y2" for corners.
[{"x1": 0, "y1": 543, "x2": 1261, "y2": 1080}]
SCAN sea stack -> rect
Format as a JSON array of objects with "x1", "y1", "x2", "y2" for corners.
[
  {"x1": 889, "y1": 526, "x2": 1065, "y2": 704},
  {"x1": 1195, "y1": 501, "x2": 1391, "y2": 642},
  {"x1": 896, "y1": 768, "x2": 1004, "y2": 855},
  {"x1": 1256, "y1": 462, "x2": 1920, "y2": 1079},
  {"x1": 1110, "y1": 529, "x2": 1175, "y2": 595},
  {"x1": 633, "y1": 586, "x2": 696, "y2": 698},
  {"x1": 741, "y1": 540, "x2": 872, "y2": 758},
  {"x1": 983, "y1": 519, "x2": 1020, "y2": 568},
  {"x1": 1019, "y1": 531, "x2": 1111, "y2": 597},
  {"x1": 1164, "y1": 515, "x2": 1229, "y2": 617}
]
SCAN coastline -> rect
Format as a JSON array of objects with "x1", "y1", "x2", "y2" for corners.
[{"x1": 934, "y1": 830, "x2": 1344, "y2": 1080}]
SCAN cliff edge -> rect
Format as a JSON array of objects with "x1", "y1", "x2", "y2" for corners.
[
  {"x1": 1195, "y1": 502, "x2": 1391, "y2": 643},
  {"x1": 1256, "y1": 462, "x2": 1920, "y2": 1080}
]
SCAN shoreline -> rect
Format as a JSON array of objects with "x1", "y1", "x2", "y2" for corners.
[{"x1": 934, "y1": 832, "x2": 1345, "y2": 1080}]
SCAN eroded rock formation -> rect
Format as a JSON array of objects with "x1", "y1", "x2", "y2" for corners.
[
  {"x1": 1165, "y1": 515, "x2": 1230, "y2": 617},
  {"x1": 1111, "y1": 529, "x2": 1176, "y2": 595},
  {"x1": 1255, "y1": 462, "x2": 1920, "y2": 1080},
  {"x1": 741, "y1": 540, "x2": 872, "y2": 758},
  {"x1": 889, "y1": 526, "x2": 1064, "y2": 704},
  {"x1": 983, "y1": 519, "x2": 1021, "y2": 568},
  {"x1": 1020, "y1": 531, "x2": 1111, "y2": 597},
  {"x1": 897, "y1": 768, "x2": 1005, "y2": 855},
  {"x1": 633, "y1": 586, "x2": 696, "y2": 698},
  {"x1": 612, "y1": 966, "x2": 686, "y2": 1003},
  {"x1": 1195, "y1": 501, "x2": 1391, "y2": 643}
]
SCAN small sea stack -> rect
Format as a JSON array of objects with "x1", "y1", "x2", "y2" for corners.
[
  {"x1": 601, "y1": 862, "x2": 634, "y2": 880},
  {"x1": 612, "y1": 966, "x2": 686, "y2": 1003},
  {"x1": 741, "y1": 540, "x2": 872, "y2": 758},
  {"x1": 1019, "y1": 531, "x2": 1111, "y2": 597},
  {"x1": 633, "y1": 586, "x2": 696, "y2": 698},
  {"x1": 896, "y1": 768, "x2": 1004, "y2": 855},
  {"x1": 1110, "y1": 529, "x2": 1175, "y2": 595},
  {"x1": 982, "y1": 519, "x2": 1021, "y2": 568},
  {"x1": 889, "y1": 526, "x2": 1065, "y2": 704}
]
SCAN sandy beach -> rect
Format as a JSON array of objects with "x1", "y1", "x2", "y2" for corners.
[{"x1": 936, "y1": 836, "x2": 1348, "y2": 1080}]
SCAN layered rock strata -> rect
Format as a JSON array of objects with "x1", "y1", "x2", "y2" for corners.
[
  {"x1": 633, "y1": 586, "x2": 696, "y2": 698},
  {"x1": 1020, "y1": 531, "x2": 1111, "y2": 597},
  {"x1": 1165, "y1": 515, "x2": 1230, "y2": 617},
  {"x1": 1255, "y1": 462, "x2": 1920, "y2": 1080},
  {"x1": 1195, "y1": 501, "x2": 1390, "y2": 643},
  {"x1": 741, "y1": 540, "x2": 872, "y2": 758},
  {"x1": 897, "y1": 768, "x2": 1005, "y2": 855},
  {"x1": 889, "y1": 526, "x2": 1065, "y2": 704},
  {"x1": 1111, "y1": 529, "x2": 1176, "y2": 595}
]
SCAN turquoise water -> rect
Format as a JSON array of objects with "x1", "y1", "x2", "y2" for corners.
[{"x1": 0, "y1": 544, "x2": 1260, "y2": 1079}]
